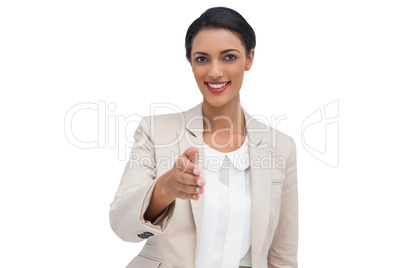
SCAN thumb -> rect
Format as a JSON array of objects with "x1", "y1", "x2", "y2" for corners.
[{"x1": 184, "y1": 146, "x2": 199, "y2": 167}]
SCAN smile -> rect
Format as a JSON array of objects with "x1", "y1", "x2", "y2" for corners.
[{"x1": 205, "y1": 81, "x2": 230, "y2": 93}]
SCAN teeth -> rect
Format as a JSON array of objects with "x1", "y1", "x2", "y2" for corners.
[{"x1": 208, "y1": 82, "x2": 228, "y2": 89}]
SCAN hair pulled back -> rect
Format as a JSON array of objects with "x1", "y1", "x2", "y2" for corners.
[{"x1": 185, "y1": 7, "x2": 256, "y2": 62}]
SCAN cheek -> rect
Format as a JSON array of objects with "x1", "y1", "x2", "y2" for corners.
[
  {"x1": 192, "y1": 66, "x2": 206, "y2": 80},
  {"x1": 228, "y1": 63, "x2": 245, "y2": 81}
]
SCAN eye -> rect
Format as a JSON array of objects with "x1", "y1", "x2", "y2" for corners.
[
  {"x1": 195, "y1": 57, "x2": 207, "y2": 63},
  {"x1": 225, "y1": 54, "x2": 237, "y2": 61}
]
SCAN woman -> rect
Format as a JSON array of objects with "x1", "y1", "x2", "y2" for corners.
[{"x1": 110, "y1": 6, "x2": 298, "y2": 268}]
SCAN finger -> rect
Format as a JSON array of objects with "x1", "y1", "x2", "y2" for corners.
[
  {"x1": 177, "y1": 183, "x2": 204, "y2": 195},
  {"x1": 183, "y1": 146, "x2": 199, "y2": 167},
  {"x1": 176, "y1": 155, "x2": 200, "y2": 176},
  {"x1": 176, "y1": 171, "x2": 204, "y2": 187},
  {"x1": 190, "y1": 150, "x2": 199, "y2": 169},
  {"x1": 177, "y1": 191, "x2": 201, "y2": 200}
]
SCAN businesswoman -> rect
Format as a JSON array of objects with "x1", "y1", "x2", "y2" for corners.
[{"x1": 110, "y1": 6, "x2": 298, "y2": 268}]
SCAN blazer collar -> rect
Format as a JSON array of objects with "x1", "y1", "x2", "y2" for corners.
[
  {"x1": 202, "y1": 135, "x2": 250, "y2": 171},
  {"x1": 176, "y1": 101, "x2": 273, "y2": 267},
  {"x1": 182, "y1": 101, "x2": 266, "y2": 146}
]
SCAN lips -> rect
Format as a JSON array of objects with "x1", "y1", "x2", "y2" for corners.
[{"x1": 205, "y1": 81, "x2": 230, "y2": 93}]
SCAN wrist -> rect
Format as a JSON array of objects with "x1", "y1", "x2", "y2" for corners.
[{"x1": 156, "y1": 171, "x2": 176, "y2": 204}]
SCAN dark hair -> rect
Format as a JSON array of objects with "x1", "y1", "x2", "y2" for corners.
[{"x1": 185, "y1": 7, "x2": 256, "y2": 62}]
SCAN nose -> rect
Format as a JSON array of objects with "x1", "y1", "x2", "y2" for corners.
[{"x1": 208, "y1": 60, "x2": 223, "y2": 79}]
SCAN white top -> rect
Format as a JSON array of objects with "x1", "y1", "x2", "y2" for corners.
[{"x1": 195, "y1": 135, "x2": 252, "y2": 268}]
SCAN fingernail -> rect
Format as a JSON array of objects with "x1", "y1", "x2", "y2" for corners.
[
  {"x1": 197, "y1": 179, "x2": 202, "y2": 186},
  {"x1": 192, "y1": 195, "x2": 196, "y2": 200},
  {"x1": 196, "y1": 187, "x2": 200, "y2": 193},
  {"x1": 193, "y1": 168, "x2": 198, "y2": 176}
]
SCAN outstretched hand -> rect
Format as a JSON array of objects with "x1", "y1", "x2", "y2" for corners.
[{"x1": 164, "y1": 146, "x2": 205, "y2": 200}]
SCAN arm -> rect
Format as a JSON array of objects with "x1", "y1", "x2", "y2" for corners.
[
  {"x1": 109, "y1": 117, "x2": 176, "y2": 242},
  {"x1": 144, "y1": 171, "x2": 176, "y2": 223},
  {"x1": 268, "y1": 137, "x2": 298, "y2": 268}
]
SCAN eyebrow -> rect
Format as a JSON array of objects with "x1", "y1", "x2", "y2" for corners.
[{"x1": 192, "y1": 49, "x2": 240, "y2": 57}]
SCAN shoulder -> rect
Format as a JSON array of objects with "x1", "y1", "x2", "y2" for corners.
[
  {"x1": 271, "y1": 127, "x2": 296, "y2": 164},
  {"x1": 253, "y1": 122, "x2": 296, "y2": 172},
  {"x1": 135, "y1": 111, "x2": 186, "y2": 147},
  {"x1": 248, "y1": 115, "x2": 296, "y2": 164}
]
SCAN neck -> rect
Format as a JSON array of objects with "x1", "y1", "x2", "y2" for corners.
[{"x1": 202, "y1": 98, "x2": 245, "y2": 136}]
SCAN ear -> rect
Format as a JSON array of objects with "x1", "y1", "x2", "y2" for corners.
[{"x1": 245, "y1": 48, "x2": 255, "y2": 71}]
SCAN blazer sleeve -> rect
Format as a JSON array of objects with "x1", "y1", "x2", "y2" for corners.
[
  {"x1": 109, "y1": 117, "x2": 176, "y2": 242},
  {"x1": 268, "y1": 137, "x2": 298, "y2": 268}
]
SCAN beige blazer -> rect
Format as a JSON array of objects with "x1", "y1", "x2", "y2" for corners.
[{"x1": 109, "y1": 102, "x2": 298, "y2": 268}]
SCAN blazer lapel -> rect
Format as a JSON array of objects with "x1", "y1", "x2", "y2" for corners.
[
  {"x1": 176, "y1": 102, "x2": 273, "y2": 267},
  {"x1": 176, "y1": 102, "x2": 205, "y2": 255},
  {"x1": 243, "y1": 110, "x2": 273, "y2": 267}
]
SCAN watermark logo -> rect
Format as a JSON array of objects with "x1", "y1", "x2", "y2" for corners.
[
  {"x1": 64, "y1": 100, "x2": 339, "y2": 168},
  {"x1": 64, "y1": 100, "x2": 143, "y2": 160},
  {"x1": 301, "y1": 100, "x2": 339, "y2": 167}
]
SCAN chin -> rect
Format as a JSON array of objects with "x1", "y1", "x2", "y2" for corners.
[
  {"x1": 199, "y1": 86, "x2": 240, "y2": 108},
  {"x1": 202, "y1": 95, "x2": 237, "y2": 109}
]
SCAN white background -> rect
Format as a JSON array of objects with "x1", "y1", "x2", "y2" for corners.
[{"x1": 1, "y1": 0, "x2": 401, "y2": 267}]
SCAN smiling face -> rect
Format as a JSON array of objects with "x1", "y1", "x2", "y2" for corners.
[{"x1": 190, "y1": 28, "x2": 254, "y2": 109}]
